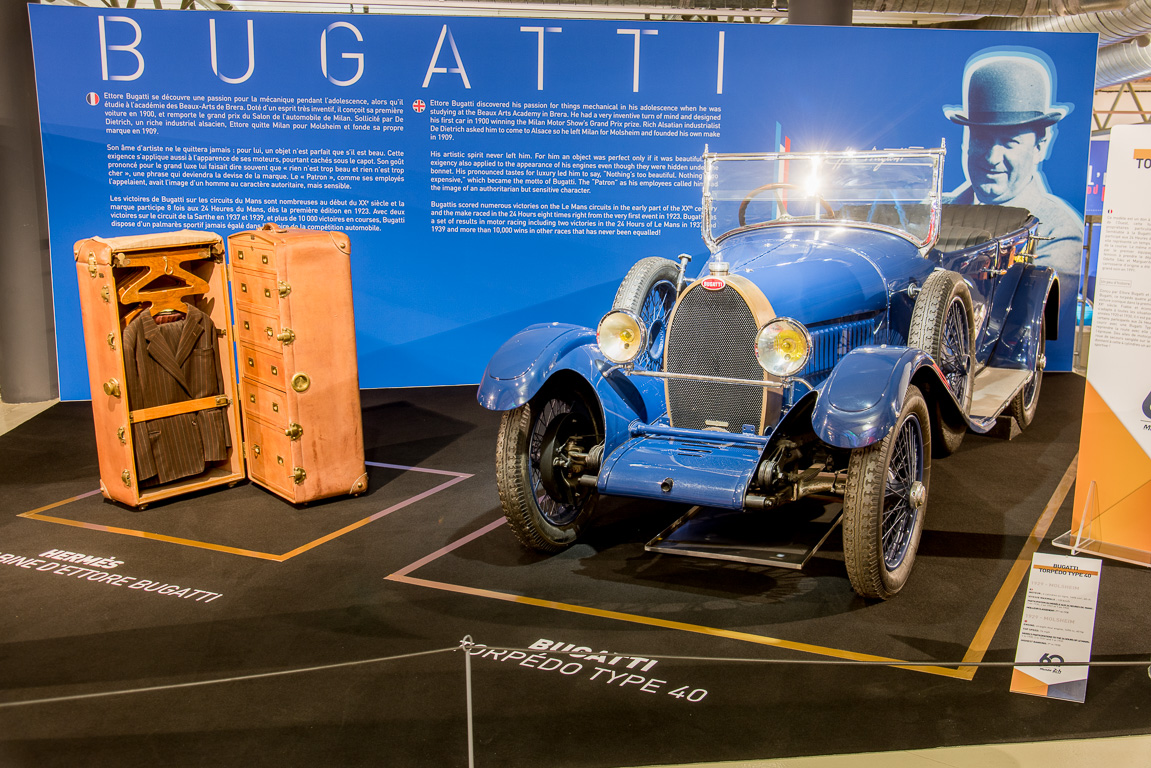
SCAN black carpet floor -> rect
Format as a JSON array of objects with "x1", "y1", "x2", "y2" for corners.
[{"x1": 1, "y1": 374, "x2": 1149, "y2": 767}]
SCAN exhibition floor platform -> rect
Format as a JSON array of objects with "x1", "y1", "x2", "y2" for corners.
[{"x1": 1, "y1": 374, "x2": 1149, "y2": 767}]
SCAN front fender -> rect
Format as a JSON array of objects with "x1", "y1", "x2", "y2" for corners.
[
  {"x1": 989, "y1": 266, "x2": 1057, "y2": 370},
  {"x1": 477, "y1": 323, "x2": 663, "y2": 457},
  {"x1": 811, "y1": 346, "x2": 947, "y2": 449},
  {"x1": 478, "y1": 323, "x2": 595, "y2": 410}
]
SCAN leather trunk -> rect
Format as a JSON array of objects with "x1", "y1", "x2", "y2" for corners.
[
  {"x1": 73, "y1": 230, "x2": 246, "y2": 507},
  {"x1": 228, "y1": 225, "x2": 367, "y2": 504},
  {"x1": 73, "y1": 227, "x2": 366, "y2": 508}
]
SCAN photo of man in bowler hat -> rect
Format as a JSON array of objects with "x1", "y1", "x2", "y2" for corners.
[{"x1": 943, "y1": 50, "x2": 1084, "y2": 276}]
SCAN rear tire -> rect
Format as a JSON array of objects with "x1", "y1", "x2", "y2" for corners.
[
  {"x1": 1010, "y1": 312, "x2": 1045, "y2": 430},
  {"x1": 842, "y1": 385, "x2": 931, "y2": 600},
  {"x1": 612, "y1": 257, "x2": 680, "y2": 372},
  {"x1": 909, "y1": 270, "x2": 974, "y2": 457}
]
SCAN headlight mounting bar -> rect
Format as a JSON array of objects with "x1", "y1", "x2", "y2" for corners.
[{"x1": 605, "y1": 365, "x2": 813, "y2": 393}]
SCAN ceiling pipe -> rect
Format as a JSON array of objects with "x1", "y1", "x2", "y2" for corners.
[
  {"x1": 790, "y1": 0, "x2": 853, "y2": 24},
  {"x1": 853, "y1": 0, "x2": 1128, "y2": 16},
  {"x1": 1096, "y1": 35, "x2": 1151, "y2": 86},
  {"x1": 965, "y1": 0, "x2": 1151, "y2": 45}
]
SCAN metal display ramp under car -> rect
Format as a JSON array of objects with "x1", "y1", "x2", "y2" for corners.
[
  {"x1": 646, "y1": 366, "x2": 1035, "y2": 568},
  {"x1": 647, "y1": 498, "x2": 843, "y2": 569}
]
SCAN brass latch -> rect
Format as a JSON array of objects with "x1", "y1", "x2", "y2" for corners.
[
  {"x1": 276, "y1": 328, "x2": 295, "y2": 345},
  {"x1": 101, "y1": 285, "x2": 111, "y2": 303},
  {"x1": 103, "y1": 379, "x2": 121, "y2": 398},
  {"x1": 292, "y1": 467, "x2": 307, "y2": 485},
  {"x1": 284, "y1": 422, "x2": 303, "y2": 441},
  {"x1": 107, "y1": 333, "x2": 116, "y2": 351},
  {"x1": 277, "y1": 281, "x2": 292, "y2": 298},
  {"x1": 87, "y1": 253, "x2": 98, "y2": 278},
  {"x1": 215, "y1": 395, "x2": 231, "y2": 407},
  {"x1": 121, "y1": 469, "x2": 132, "y2": 487},
  {"x1": 117, "y1": 426, "x2": 126, "y2": 444}
]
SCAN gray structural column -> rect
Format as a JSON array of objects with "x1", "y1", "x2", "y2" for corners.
[
  {"x1": 0, "y1": 0, "x2": 58, "y2": 403},
  {"x1": 788, "y1": 0, "x2": 854, "y2": 26}
]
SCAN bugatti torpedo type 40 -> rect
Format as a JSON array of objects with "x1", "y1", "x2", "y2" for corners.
[{"x1": 478, "y1": 146, "x2": 1055, "y2": 599}]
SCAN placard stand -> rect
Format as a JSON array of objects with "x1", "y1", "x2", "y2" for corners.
[{"x1": 1054, "y1": 480, "x2": 1151, "y2": 568}]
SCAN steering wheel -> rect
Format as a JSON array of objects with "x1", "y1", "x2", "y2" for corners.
[{"x1": 738, "y1": 182, "x2": 835, "y2": 227}]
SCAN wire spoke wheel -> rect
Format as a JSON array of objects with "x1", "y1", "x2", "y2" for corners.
[
  {"x1": 497, "y1": 386, "x2": 603, "y2": 552},
  {"x1": 909, "y1": 270, "x2": 974, "y2": 457},
  {"x1": 634, "y1": 278, "x2": 677, "y2": 371},
  {"x1": 612, "y1": 257, "x2": 681, "y2": 372},
  {"x1": 528, "y1": 397, "x2": 583, "y2": 527},
  {"x1": 880, "y1": 415, "x2": 924, "y2": 570},
  {"x1": 1010, "y1": 311, "x2": 1046, "y2": 431},
  {"x1": 939, "y1": 298, "x2": 971, "y2": 403},
  {"x1": 843, "y1": 385, "x2": 931, "y2": 599}
]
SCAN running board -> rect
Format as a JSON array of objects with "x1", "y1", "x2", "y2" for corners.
[
  {"x1": 645, "y1": 500, "x2": 843, "y2": 570},
  {"x1": 967, "y1": 367, "x2": 1031, "y2": 432}
]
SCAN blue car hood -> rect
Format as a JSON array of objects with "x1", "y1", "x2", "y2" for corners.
[{"x1": 716, "y1": 227, "x2": 917, "y2": 325}]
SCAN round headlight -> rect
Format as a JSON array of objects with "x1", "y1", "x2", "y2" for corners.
[
  {"x1": 754, "y1": 318, "x2": 812, "y2": 378},
  {"x1": 597, "y1": 310, "x2": 648, "y2": 365}
]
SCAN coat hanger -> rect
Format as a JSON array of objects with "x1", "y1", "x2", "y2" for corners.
[{"x1": 117, "y1": 248, "x2": 211, "y2": 324}]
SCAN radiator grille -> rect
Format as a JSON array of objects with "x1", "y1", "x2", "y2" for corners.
[
  {"x1": 798, "y1": 315, "x2": 881, "y2": 385},
  {"x1": 665, "y1": 284, "x2": 764, "y2": 433}
]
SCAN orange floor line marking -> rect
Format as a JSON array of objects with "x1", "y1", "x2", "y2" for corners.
[
  {"x1": 955, "y1": 454, "x2": 1079, "y2": 680},
  {"x1": 17, "y1": 489, "x2": 103, "y2": 518},
  {"x1": 278, "y1": 474, "x2": 473, "y2": 559},
  {"x1": 387, "y1": 573, "x2": 968, "y2": 679},
  {"x1": 18, "y1": 466, "x2": 473, "y2": 562},
  {"x1": 391, "y1": 517, "x2": 506, "y2": 579},
  {"x1": 19, "y1": 512, "x2": 284, "y2": 560},
  {"x1": 386, "y1": 455, "x2": 1081, "y2": 681}
]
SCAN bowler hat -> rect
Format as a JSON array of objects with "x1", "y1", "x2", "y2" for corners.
[{"x1": 944, "y1": 54, "x2": 1069, "y2": 128}]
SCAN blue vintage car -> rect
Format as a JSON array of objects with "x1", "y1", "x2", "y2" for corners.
[{"x1": 478, "y1": 146, "x2": 1055, "y2": 599}]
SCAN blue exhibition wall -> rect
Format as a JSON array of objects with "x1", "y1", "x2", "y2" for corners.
[{"x1": 29, "y1": 6, "x2": 1097, "y2": 399}]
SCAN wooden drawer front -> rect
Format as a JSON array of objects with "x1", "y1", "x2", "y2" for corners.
[
  {"x1": 241, "y1": 377, "x2": 287, "y2": 426},
  {"x1": 232, "y1": 243, "x2": 277, "y2": 274},
  {"x1": 233, "y1": 269, "x2": 281, "y2": 313},
  {"x1": 245, "y1": 418, "x2": 295, "y2": 494},
  {"x1": 240, "y1": 345, "x2": 285, "y2": 390},
  {"x1": 235, "y1": 305, "x2": 283, "y2": 353}
]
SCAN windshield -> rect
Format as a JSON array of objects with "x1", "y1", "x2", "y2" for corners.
[{"x1": 702, "y1": 148, "x2": 944, "y2": 250}]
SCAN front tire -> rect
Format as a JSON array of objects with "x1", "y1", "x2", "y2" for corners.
[
  {"x1": 496, "y1": 388, "x2": 602, "y2": 552},
  {"x1": 842, "y1": 385, "x2": 931, "y2": 600},
  {"x1": 612, "y1": 257, "x2": 680, "y2": 371},
  {"x1": 909, "y1": 270, "x2": 974, "y2": 457}
]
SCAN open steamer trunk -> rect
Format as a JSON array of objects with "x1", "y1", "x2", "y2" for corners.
[
  {"x1": 74, "y1": 231, "x2": 244, "y2": 507},
  {"x1": 73, "y1": 227, "x2": 366, "y2": 508}
]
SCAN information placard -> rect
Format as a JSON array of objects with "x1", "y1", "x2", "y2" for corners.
[
  {"x1": 1011, "y1": 552, "x2": 1102, "y2": 703},
  {"x1": 1062, "y1": 124, "x2": 1151, "y2": 565}
]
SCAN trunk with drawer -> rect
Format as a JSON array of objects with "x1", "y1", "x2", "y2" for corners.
[
  {"x1": 228, "y1": 225, "x2": 366, "y2": 503},
  {"x1": 73, "y1": 226, "x2": 366, "y2": 508}
]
